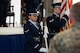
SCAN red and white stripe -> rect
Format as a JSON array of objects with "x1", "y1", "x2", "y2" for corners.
[
  {"x1": 65, "y1": 0, "x2": 73, "y2": 26},
  {"x1": 60, "y1": 0, "x2": 67, "y2": 18},
  {"x1": 60, "y1": 0, "x2": 73, "y2": 28}
]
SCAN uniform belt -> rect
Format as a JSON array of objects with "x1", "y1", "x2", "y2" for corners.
[{"x1": 33, "y1": 36, "x2": 40, "y2": 42}]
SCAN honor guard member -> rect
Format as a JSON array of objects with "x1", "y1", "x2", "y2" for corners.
[
  {"x1": 48, "y1": 2, "x2": 80, "y2": 53},
  {"x1": 24, "y1": 10, "x2": 47, "y2": 53},
  {"x1": 46, "y1": 3, "x2": 69, "y2": 39}
]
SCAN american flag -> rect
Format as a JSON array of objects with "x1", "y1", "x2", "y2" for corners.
[
  {"x1": 60, "y1": 0, "x2": 67, "y2": 18},
  {"x1": 60, "y1": 0, "x2": 73, "y2": 29}
]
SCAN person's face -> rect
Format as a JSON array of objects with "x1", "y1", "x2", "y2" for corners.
[
  {"x1": 53, "y1": 7, "x2": 61, "y2": 14},
  {"x1": 28, "y1": 14, "x2": 38, "y2": 22}
]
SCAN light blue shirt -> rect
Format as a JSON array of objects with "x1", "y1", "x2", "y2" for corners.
[{"x1": 29, "y1": 19, "x2": 39, "y2": 29}]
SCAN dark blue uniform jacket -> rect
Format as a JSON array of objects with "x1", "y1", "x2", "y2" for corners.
[
  {"x1": 24, "y1": 20, "x2": 44, "y2": 53},
  {"x1": 47, "y1": 14, "x2": 67, "y2": 33}
]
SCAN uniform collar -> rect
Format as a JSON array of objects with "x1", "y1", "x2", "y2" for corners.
[
  {"x1": 53, "y1": 12, "x2": 59, "y2": 17},
  {"x1": 28, "y1": 19, "x2": 39, "y2": 29},
  {"x1": 28, "y1": 19, "x2": 37, "y2": 25}
]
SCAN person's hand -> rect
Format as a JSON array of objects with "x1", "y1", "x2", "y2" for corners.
[{"x1": 39, "y1": 47, "x2": 47, "y2": 52}]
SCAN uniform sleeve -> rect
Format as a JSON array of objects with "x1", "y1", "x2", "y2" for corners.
[
  {"x1": 47, "y1": 16, "x2": 62, "y2": 29},
  {"x1": 60, "y1": 19, "x2": 66, "y2": 27},
  {"x1": 46, "y1": 16, "x2": 50, "y2": 28},
  {"x1": 24, "y1": 23, "x2": 42, "y2": 51},
  {"x1": 46, "y1": 16, "x2": 53, "y2": 32},
  {"x1": 60, "y1": 15, "x2": 69, "y2": 27},
  {"x1": 48, "y1": 38, "x2": 58, "y2": 53},
  {"x1": 63, "y1": 15, "x2": 69, "y2": 21}
]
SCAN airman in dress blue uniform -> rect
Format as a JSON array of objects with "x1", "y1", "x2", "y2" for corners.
[
  {"x1": 46, "y1": 3, "x2": 69, "y2": 39},
  {"x1": 48, "y1": 2, "x2": 80, "y2": 53},
  {"x1": 24, "y1": 11, "x2": 47, "y2": 53}
]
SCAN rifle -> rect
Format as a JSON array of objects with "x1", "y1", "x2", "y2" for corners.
[
  {"x1": 36, "y1": 1, "x2": 48, "y2": 53},
  {"x1": 42, "y1": 1, "x2": 48, "y2": 53}
]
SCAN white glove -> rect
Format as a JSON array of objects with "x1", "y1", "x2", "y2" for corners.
[{"x1": 39, "y1": 47, "x2": 47, "y2": 52}]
